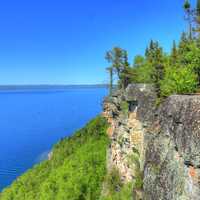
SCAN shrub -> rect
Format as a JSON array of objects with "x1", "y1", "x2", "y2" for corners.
[
  {"x1": 101, "y1": 183, "x2": 133, "y2": 200},
  {"x1": 105, "y1": 168, "x2": 123, "y2": 194},
  {"x1": 101, "y1": 167, "x2": 133, "y2": 200},
  {"x1": 160, "y1": 66, "x2": 198, "y2": 97},
  {"x1": 120, "y1": 101, "x2": 129, "y2": 115}
]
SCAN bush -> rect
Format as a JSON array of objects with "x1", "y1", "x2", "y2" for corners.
[
  {"x1": 101, "y1": 167, "x2": 133, "y2": 200},
  {"x1": 120, "y1": 101, "x2": 129, "y2": 115},
  {"x1": 101, "y1": 183, "x2": 133, "y2": 200},
  {"x1": 104, "y1": 168, "x2": 123, "y2": 194},
  {"x1": 160, "y1": 66, "x2": 198, "y2": 97}
]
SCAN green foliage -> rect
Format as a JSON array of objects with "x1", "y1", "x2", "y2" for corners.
[
  {"x1": 184, "y1": 0, "x2": 191, "y2": 10},
  {"x1": 107, "y1": 67, "x2": 114, "y2": 96},
  {"x1": 131, "y1": 41, "x2": 166, "y2": 97},
  {"x1": 101, "y1": 183, "x2": 133, "y2": 200},
  {"x1": 196, "y1": 0, "x2": 200, "y2": 33},
  {"x1": 104, "y1": 168, "x2": 123, "y2": 194},
  {"x1": 132, "y1": 56, "x2": 153, "y2": 84},
  {"x1": 105, "y1": 47, "x2": 127, "y2": 77},
  {"x1": 105, "y1": 47, "x2": 132, "y2": 90},
  {"x1": 101, "y1": 152, "x2": 143, "y2": 200},
  {"x1": 180, "y1": 41, "x2": 200, "y2": 84},
  {"x1": 170, "y1": 41, "x2": 179, "y2": 65},
  {"x1": 146, "y1": 40, "x2": 165, "y2": 96},
  {"x1": 108, "y1": 32, "x2": 200, "y2": 99},
  {"x1": 104, "y1": 1, "x2": 200, "y2": 99},
  {"x1": 183, "y1": 0, "x2": 200, "y2": 37},
  {"x1": 120, "y1": 101, "x2": 129, "y2": 115},
  {"x1": 160, "y1": 66, "x2": 198, "y2": 97},
  {"x1": 184, "y1": 0, "x2": 193, "y2": 39},
  {"x1": 101, "y1": 168, "x2": 133, "y2": 200},
  {"x1": 0, "y1": 116, "x2": 109, "y2": 200},
  {"x1": 128, "y1": 153, "x2": 143, "y2": 190}
]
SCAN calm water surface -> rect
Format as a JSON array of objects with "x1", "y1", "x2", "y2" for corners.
[{"x1": 0, "y1": 88, "x2": 107, "y2": 191}]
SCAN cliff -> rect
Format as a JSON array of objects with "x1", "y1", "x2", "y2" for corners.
[{"x1": 103, "y1": 84, "x2": 200, "y2": 200}]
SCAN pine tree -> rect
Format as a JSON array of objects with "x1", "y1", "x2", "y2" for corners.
[
  {"x1": 105, "y1": 47, "x2": 125, "y2": 78},
  {"x1": 153, "y1": 43, "x2": 165, "y2": 97},
  {"x1": 105, "y1": 47, "x2": 130, "y2": 90},
  {"x1": 183, "y1": 0, "x2": 193, "y2": 39},
  {"x1": 145, "y1": 47, "x2": 149, "y2": 57},
  {"x1": 171, "y1": 40, "x2": 178, "y2": 65},
  {"x1": 120, "y1": 51, "x2": 132, "y2": 89},
  {"x1": 149, "y1": 40, "x2": 154, "y2": 54},
  {"x1": 197, "y1": 0, "x2": 200, "y2": 18},
  {"x1": 106, "y1": 67, "x2": 113, "y2": 95},
  {"x1": 178, "y1": 32, "x2": 190, "y2": 56},
  {"x1": 133, "y1": 55, "x2": 145, "y2": 68},
  {"x1": 146, "y1": 40, "x2": 156, "y2": 63},
  {"x1": 146, "y1": 40, "x2": 165, "y2": 97},
  {"x1": 196, "y1": 0, "x2": 200, "y2": 35},
  {"x1": 184, "y1": 0, "x2": 190, "y2": 10},
  {"x1": 105, "y1": 51, "x2": 114, "y2": 95}
]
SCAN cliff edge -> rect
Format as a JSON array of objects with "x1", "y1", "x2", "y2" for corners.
[{"x1": 103, "y1": 84, "x2": 200, "y2": 200}]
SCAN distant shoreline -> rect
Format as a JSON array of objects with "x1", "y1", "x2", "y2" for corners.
[{"x1": 0, "y1": 84, "x2": 109, "y2": 91}]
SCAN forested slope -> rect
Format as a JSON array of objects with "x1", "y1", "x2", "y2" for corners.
[{"x1": 0, "y1": 116, "x2": 109, "y2": 200}]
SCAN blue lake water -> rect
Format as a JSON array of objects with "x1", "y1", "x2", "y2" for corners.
[{"x1": 0, "y1": 87, "x2": 107, "y2": 191}]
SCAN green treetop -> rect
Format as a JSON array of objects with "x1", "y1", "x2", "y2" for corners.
[
  {"x1": 170, "y1": 40, "x2": 179, "y2": 66},
  {"x1": 105, "y1": 47, "x2": 132, "y2": 90}
]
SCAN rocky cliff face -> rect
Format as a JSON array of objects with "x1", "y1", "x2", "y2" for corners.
[{"x1": 103, "y1": 84, "x2": 200, "y2": 200}]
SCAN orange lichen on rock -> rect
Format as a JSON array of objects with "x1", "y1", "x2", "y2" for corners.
[
  {"x1": 188, "y1": 166, "x2": 200, "y2": 184},
  {"x1": 107, "y1": 117, "x2": 113, "y2": 124},
  {"x1": 189, "y1": 166, "x2": 196, "y2": 178},
  {"x1": 107, "y1": 126, "x2": 114, "y2": 137}
]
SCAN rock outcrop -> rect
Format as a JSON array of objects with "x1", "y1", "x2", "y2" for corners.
[{"x1": 103, "y1": 84, "x2": 200, "y2": 200}]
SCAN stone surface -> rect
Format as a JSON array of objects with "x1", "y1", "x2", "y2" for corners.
[
  {"x1": 103, "y1": 89, "x2": 144, "y2": 183},
  {"x1": 125, "y1": 84, "x2": 157, "y2": 124},
  {"x1": 103, "y1": 84, "x2": 200, "y2": 200},
  {"x1": 159, "y1": 95, "x2": 200, "y2": 167}
]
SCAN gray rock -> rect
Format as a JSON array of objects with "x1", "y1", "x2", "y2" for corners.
[
  {"x1": 104, "y1": 84, "x2": 200, "y2": 200},
  {"x1": 125, "y1": 84, "x2": 157, "y2": 123},
  {"x1": 159, "y1": 95, "x2": 200, "y2": 167},
  {"x1": 143, "y1": 95, "x2": 200, "y2": 200}
]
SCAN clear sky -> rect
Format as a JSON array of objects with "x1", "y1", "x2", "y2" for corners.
[{"x1": 0, "y1": 0, "x2": 192, "y2": 85}]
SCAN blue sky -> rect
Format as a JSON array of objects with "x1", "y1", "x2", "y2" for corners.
[{"x1": 0, "y1": 0, "x2": 191, "y2": 85}]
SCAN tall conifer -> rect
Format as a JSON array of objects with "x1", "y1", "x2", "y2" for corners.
[{"x1": 171, "y1": 41, "x2": 178, "y2": 65}]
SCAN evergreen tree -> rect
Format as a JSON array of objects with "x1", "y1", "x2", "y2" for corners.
[
  {"x1": 105, "y1": 52, "x2": 114, "y2": 95},
  {"x1": 195, "y1": 0, "x2": 200, "y2": 35},
  {"x1": 106, "y1": 47, "x2": 126, "y2": 77},
  {"x1": 183, "y1": 0, "x2": 200, "y2": 38},
  {"x1": 119, "y1": 51, "x2": 131, "y2": 89},
  {"x1": 149, "y1": 40, "x2": 154, "y2": 49},
  {"x1": 132, "y1": 55, "x2": 153, "y2": 84},
  {"x1": 197, "y1": 0, "x2": 200, "y2": 15},
  {"x1": 184, "y1": 0, "x2": 193, "y2": 39},
  {"x1": 133, "y1": 55, "x2": 145, "y2": 68},
  {"x1": 145, "y1": 47, "x2": 149, "y2": 57},
  {"x1": 105, "y1": 47, "x2": 130, "y2": 90},
  {"x1": 148, "y1": 40, "x2": 154, "y2": 62},
  {"x1": 106, "y1": 67, "x2": 113, "y2": 95},
  {"x1": 178, "y1": 32, "x2": 190, "y2": 57},
  {"x1": 146, "y1": 41, "x2": 165, "y2": 97},
  {"x1": 170, "y1": 40, "x2": 178, "y2": 65}
]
